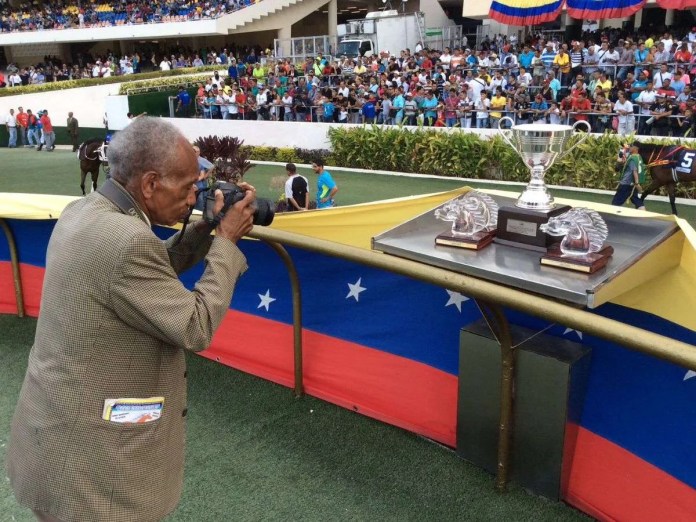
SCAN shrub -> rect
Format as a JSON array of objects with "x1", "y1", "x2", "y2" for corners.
[{"x1": 0, "y1": 65, "x2": 225, "y2": 98}]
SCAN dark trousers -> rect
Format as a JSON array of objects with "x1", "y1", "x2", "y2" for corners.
[
  {"x1": 70, "y1": 133, "x2": 79, "y2": 152},
  {"x1": 612, "y1": 184, "x2": 643, "y2": 208}
]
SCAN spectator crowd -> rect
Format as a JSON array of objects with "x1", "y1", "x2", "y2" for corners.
[
  {"x1": 179, "y1": 26, "x2": 696, "y2": 137},
  {"x1": 0, "y1": 0, "x2": 255, "y2": 32},
  {"x1": 4, "y1": 21, "x2": 696, "y2": 137}
]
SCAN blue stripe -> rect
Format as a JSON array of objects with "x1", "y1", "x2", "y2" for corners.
[
  {"x1": 566, "y1": 0, "x2": 644, "y2": 12},
  {"x1": 490, "y1": 1, "x2": 562, "y2": 17}
]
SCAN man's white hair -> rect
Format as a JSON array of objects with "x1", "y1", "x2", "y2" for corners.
[{"x1": 107, "y1": 117, "x2": 186, "y2": 184}]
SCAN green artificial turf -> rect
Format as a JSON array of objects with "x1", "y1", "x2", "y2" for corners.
[
  {"x1": 0, "y1": 316, "x2": 588, "y2": 521},
  {"x1": 0, "y1": 148, "x2": 694, "y2": 227}
]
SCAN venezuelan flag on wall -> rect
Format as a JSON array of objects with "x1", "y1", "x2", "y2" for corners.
[
  {"x1": 2, "y1": 191, "x2": 696, "y2": 520},
  {"x1": 489, "y1": 0, "x2": 563, "y2": 26},
  {"x1": 566, "y1": 0, "x2": 647, "y2": 19},
  {"x1": 656, "y1": 0, "x2": 696, "y2": 8}
]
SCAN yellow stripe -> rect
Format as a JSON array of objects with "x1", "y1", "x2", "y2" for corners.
[{"x1": 494, "y1": 0, "x2": 560, "y2": 8}]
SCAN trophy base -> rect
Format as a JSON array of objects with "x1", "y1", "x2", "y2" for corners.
[
  {"x1": 495, "y1": 205, "x2": 571, "y2": 251},
  {"x1": 541, "y1": 245, "x2": 615, "y2": 274},
  {"x1": 436, "y1": 230, "x2": 496, "y2": 250}
]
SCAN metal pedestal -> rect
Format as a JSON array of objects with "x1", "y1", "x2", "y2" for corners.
[{"x1": 457, "y1": 319, "x2": 591, "y2": 499}]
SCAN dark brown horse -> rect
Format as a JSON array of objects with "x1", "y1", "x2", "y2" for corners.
[
  {"x1": 638, "y1": 143, "x2": 696, "y2": 215},
  {"x1": 77, "y1": 138, "x2": 109, "y2": 195}
]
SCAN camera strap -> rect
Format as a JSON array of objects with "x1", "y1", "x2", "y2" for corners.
[{"x1": 97, "y1": 178, "x2": 149, "y2": 225}]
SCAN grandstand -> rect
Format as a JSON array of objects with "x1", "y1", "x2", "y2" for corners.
[{"x1": 0, "y1": 0, "x2": 457, "y2": 68}]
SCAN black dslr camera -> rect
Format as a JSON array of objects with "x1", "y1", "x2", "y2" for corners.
[{"x1": 203, "y1": 181, "x2": 274, "y2": 227}]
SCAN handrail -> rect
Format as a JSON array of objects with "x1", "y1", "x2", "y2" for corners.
[
  {"x1": 0, "y1": 219, "x2": 25, "y2": 318},
  {"x1": 248, "y1": 226, "x2": 696, "y2": 372}
]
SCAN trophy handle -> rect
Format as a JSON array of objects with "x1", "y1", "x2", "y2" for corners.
[
  {"x1": 558, "y1": 120, "x2": 591, "y2": 160},
  {"x1": 498, "y1": 117, "x2": 515, "y2": 149}
]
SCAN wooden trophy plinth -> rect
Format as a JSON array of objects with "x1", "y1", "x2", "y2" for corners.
[
  {"x1": 435, "y1": 230, "x2": 496, "y2": 251},
  {"x1": 495, "y1": 205, "x2": 572, "y2": 252},
  {"x1": 541, "y1": 245, "x2": 614, "y2": 274}
]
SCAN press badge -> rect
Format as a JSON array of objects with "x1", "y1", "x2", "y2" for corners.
[{"x1": 102, "y1": 397, "x2": 164, "y2": 424}]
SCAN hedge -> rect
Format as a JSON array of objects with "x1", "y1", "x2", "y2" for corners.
[
  {"x1": 0, "y1": 65, "x2": 225, "y2": 98},
  {"x1": 324, "y1": 126, "x2": 696, "y2": 198}
]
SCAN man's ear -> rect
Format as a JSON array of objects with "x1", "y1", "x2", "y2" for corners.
[{"x1": 140, "y1": 171, "x2": 159, "y2": 201}]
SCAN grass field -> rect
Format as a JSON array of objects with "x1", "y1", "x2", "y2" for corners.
[{"x1": 1, "y1": 147, "x2": 694, "y2": 227}]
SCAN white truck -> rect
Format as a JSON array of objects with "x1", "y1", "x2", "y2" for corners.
[{"x1": 335, "y1": 10, "x2": 425, "y2": 59}]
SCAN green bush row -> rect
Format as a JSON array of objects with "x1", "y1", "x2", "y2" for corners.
[
  {"x1": 244, "y1": 146, "x2": 333, "y2": 166},
  {"x1": 0, "y1": 65, "x2": 224, "y2": 98},
  {"x1": 327, "y1": 126, "x2": 696, "y2": 198}
]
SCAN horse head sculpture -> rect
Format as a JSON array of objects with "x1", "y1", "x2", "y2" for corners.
[
  {"x1": 434, "y1": 191, "x2": 499, "y2": 237},
  {"x1": 540, "y1": 208, "x2": 609, "y2": 256}
]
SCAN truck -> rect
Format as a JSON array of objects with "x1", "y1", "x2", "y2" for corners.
[{"x1": 335, "y1": 10, "x2": 425, "y2": 59}]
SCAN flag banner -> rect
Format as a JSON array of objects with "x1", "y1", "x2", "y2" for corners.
[
  {"x1": 566, "y1": 0, "x2": 647, "y2": 20},
  {"x1": 489, "y1": 0, "x2": 563, "y2": 26},
  {"x1": 655, "y1": 0, "x2": 696, "y2": 8},
  {"x1": 2, "y1": 192, "x2": 696, "y2": 520}
]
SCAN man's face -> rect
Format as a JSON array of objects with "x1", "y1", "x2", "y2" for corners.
[{"x1": 146, "y1": 138, "x2": 198, "y2": 226}]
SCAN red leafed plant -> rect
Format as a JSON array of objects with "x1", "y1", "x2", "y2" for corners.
[{"x1": 193, "y1": 135, "x2": 254, "y2": 183}]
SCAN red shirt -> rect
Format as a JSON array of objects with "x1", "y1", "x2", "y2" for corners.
[
  {"x1": 16, "y1": 112, "x2": 28, "y2": 127},
  {"x1": 571, "y1": 98, "x2": 592, "y2": 121},
  {"x1": 40, "y1": 114, "x2": 53, "y2": 132}
]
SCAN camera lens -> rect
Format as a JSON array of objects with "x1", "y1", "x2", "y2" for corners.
[{"x1": 253, "y1": 198, "x2": 275, "y2": 226}]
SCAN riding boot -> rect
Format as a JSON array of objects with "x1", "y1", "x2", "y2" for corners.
[{"x1": 36, "y1": 143, "x2": 43, "y2": 151}]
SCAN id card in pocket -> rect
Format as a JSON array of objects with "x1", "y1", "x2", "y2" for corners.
[{"x1": 102, "y1": 397, "x2": 164, "y2": 424}]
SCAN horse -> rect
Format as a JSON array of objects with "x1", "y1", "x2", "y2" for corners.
[
  {"x1": 77, "y1": 138, "x2": 109, "y2": 195},
  {"x1": 637, "y1": 143, "x2": 696, "y2": 215}
]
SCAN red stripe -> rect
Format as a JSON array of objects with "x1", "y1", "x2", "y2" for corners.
[
  {"x1": 201, "y1": 310, "x2": 458, "y2": 445},
  {"x1": 566, "y1": 7, "x2": 643, "y2": 19},
  {"x1": 565, "y1": 426, "x2": 696, "y2": 521},
  {"x1": 0, "y1": 261, "x2": 43, "y2": 317}
]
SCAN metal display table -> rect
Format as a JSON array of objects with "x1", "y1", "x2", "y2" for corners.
[
  {"x1": 372, "y1": 194, "x2": 679, "y2": 308},
  {"x1": 372, "y1": 193, "x2": 680, "y2": 492}
]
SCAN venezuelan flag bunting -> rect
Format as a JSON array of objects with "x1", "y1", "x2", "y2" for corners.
[
  {"x1": 566, "y1": 0, "x2": 647, "y2": 20},
  {"x1": 489, "y1": 0, "x2": 563, "y2": 26},
  {"x1": 655, "y1": 0, "x2": 696, "y2": 8}
]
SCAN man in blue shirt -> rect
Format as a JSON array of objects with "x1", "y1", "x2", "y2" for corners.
[
  {"x1": 422, "y1": 89, "x2": 439, "y2": 126},
  {"x1": 312, "y1": 159, "x2": 338, "y2": 209},
  {"x1": 361, "y1": 94, "x2": 376, "y2": 124},
  {"x1": 176, "y1": 87, "x2": 191, "y2": 118}
]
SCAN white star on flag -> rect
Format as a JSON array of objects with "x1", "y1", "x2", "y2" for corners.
[
  {"x1": 445, "y1": 289, "x2": 469, "y2": 313},
  {"x1": 346, "y1": 277, "x2": 366, "y2": 302},
  {"x1": 257, "y1": 289, "x2": 276, "y2": 311},
  {"x1": 684, "y1": 370, "x2": 696, "y2": 381},
  {"x1": 563, "y1": 328, "x2": 583, "y2": 340}
]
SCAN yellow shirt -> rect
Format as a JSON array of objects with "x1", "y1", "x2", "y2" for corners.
[
  {"x1": 252, "y1": 67, "x2": 265, "y2": 80},
  {"x1": 490, "y1": 95, "x2": 507, "y2": 119},
  {"x1": 554, "y1": 53, "x2": 571, "y2": 74},
  {"x1": 645, "y1": 37, "x2": 654, "y2": 50},
  {"x1": 354, "y1": 65, "x2": 367, "y2": 74},
  {"x1": 599, "y1": 79, "x2": 612, "y2": 93}
]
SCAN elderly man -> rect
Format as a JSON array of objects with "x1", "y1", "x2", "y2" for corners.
[{"x1": 6, "y1": 117, "x2": 256, "y2": 522}]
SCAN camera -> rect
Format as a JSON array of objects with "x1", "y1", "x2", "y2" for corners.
[{"x1": 203, "y1": 181, "x2": 274, "y2": 227}]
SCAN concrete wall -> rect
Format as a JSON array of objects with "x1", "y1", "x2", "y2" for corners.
[{"x1": 1, "y1": 83, "x2": 121, "y2": 129}]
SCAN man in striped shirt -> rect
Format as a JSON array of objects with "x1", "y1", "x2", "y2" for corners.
[{"x1": 541, "y1": 43, "x2": 557, "y2": 75}]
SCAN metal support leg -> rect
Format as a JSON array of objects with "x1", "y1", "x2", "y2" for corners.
[
  {"x1": 0, "y1": 219, "x2": 25, "y2": 318},
  {"x1": 261, "y1": 240, "x2": 304, "y2": 398},
  {"x1": 476, "y1": 299, "x2": 513, "y2": 492}
]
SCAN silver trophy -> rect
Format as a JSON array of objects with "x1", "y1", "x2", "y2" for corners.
[{"x1": 498, "y1": 119, "x2": 591, "y2": 211}]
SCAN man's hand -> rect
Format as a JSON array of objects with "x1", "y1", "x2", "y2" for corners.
[{"x1": 214, "y1": 188, "x2": 256, "y2": 243}]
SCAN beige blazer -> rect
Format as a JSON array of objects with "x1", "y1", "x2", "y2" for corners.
[{"x1": 6, "y1": 189, "x2": 247, "y2": 521}]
